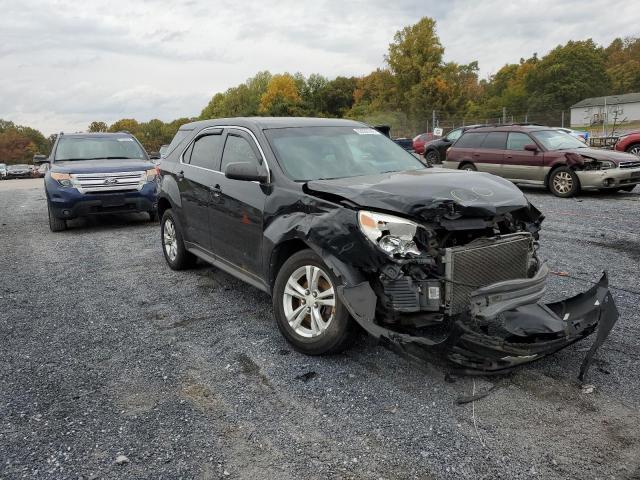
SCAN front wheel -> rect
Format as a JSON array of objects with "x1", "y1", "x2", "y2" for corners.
[
  {"x1": 549, "y1": 167, "x2": 580, "y2": 197},
  {"x1": 161, "y1": 209, "x2": 196, "y2": 270},
  {"x1": 459, "y1": 162, "x2": 477, "y2": 171},
  {"x1": 625, "y1": 143, "x2": 640, "y2": 156},
  {"x1": 425, "y1": 150, "x2": 440, "y2": 166},
  {"x1": 47, "y1": 202, "x2": 67, "y2": 232},
  {"x1": 272, "y1": 249, "x2": 354, "y2": 355}
]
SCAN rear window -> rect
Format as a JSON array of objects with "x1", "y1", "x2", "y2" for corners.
[
  {"x1": 481, "y1": 132, "x2": 507, "y2": 149},
  {"x1": 454, "y1": 132, "x2": 487, "y2": 148}
]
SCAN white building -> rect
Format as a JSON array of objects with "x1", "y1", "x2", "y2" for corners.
[{"x1": 570, "y1": 92, "x2": 640, "y2": 127}]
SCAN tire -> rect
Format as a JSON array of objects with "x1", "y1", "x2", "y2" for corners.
[
  {"x1": 625, "y1": 143, "x2": 640, "y2": 156},
  {"x1": 425, "y1": 150, "x2": 440, "y2": 166},
  {"x1": 548, "y1": 166, "x2": 580, "y2": 198},
  {"x1": 272, "y1": 249, "x2": 354, "y2": 355},
  {"x1": 47, "y1": 202, "x2": 67, "y2": 232},
  {"x1": 161, "y1": 209, "x2": 196, "y2": 270},
  {"x1": 459, "y1": 162, "x2": 477, "y2": 171}
]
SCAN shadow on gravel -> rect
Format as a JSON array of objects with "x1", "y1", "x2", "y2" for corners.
[
  {"x1": 518, "y1": 184, "x2": 638, "y2": 199},
  {"x1": 64, "y1": 213, "x2": 156, "y2": 232}
]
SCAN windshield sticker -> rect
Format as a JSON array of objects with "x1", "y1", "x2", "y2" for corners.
[
  {"x1": 117, "y1": 138, "x2": 134, "y2": 142},
  {"x1": 353, "y1": 128, "x2": 381, "y2": 135}
]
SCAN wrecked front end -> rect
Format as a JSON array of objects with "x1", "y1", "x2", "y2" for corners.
[{"x1": 295, "y1": 174, "x2": 619, "y2": 379}]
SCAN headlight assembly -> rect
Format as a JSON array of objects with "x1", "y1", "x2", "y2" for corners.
[
  {"x1": 145, "y1": 168, "x2": 158, "y2": 182},
  {"x1": 358, "y1": 210, "x2": 421, "y2": 257},
  {"x1": 599, "y1": 160, "x2": 616, "y2": 170},
  {"x1": 51, "y1": 172, "x2": 74, "y2": 187}
]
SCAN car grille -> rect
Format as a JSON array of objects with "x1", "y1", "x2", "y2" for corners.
[
  {"x1": 619, "y1": 160, "x2": 640, "y2": 169},
  {"x1": 444, "y1": 233, "x2": 533, "y2": 315},
  {"x1": 71, "y1": 171, "x2": 145, "y2": 193}
]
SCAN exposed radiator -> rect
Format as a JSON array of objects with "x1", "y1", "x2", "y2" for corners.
[{"x1": 444, "y1": 233, "x2": 533, "y2": 315}]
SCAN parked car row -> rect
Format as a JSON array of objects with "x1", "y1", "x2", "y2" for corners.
[
  {"x1": 0, "y1": 162, "x2": 49, "y2": 179},
  {"x1": 440, "y1": 124, "x2": 640, "y2": 197}
]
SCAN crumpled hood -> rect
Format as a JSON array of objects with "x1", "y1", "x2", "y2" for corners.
[
  {"x1": 51, "y1": 159, "x2": 154, "y2": 174},
  {"x1": 305, "y1": 168, "x2": 530, "y2": 219},
  {"x1": 564, "y1": 148, "x2": 638, "y2": 164}
]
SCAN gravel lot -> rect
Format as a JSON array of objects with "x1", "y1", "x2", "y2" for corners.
[{"x1": 1, "y1": 177, "x2": 639, "y2": 479}]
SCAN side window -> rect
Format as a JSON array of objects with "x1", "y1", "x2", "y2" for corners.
[
  {"x1": 481, "y1": 132, "x2": 508, "y2": 149},
  {"x1": 188, "y1": 133, "x2": 224, "y2": 169},
  {"x1": 446, "y1": 129, "x2": 462, "y2": 142},
  {"x1": 221, "y1": 133, "x2": 261, "y2": 172},
  {"x1": 507, "y1": 133, "x2": 533, "y2": 151},
  {"x1": 454, "y1": 132, "x2": 487, "y2": 148}
]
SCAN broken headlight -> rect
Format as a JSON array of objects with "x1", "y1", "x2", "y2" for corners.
[{"x1": 358, "y1": 210, "x2": 421, "y2": 257}]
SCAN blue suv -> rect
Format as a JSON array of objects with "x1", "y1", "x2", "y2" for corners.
[{"x1": 36, "y1": 132, "x2": 158, "y2": 231}]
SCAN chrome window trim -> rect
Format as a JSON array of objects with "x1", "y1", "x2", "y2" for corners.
[{"x1": 179, "y1": 125, "x2": 271, "y2": 183}]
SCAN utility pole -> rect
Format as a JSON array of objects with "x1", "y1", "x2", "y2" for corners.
[
  {"x1": 502, "y1": 107, "x2": 506, "y2": 124},
  {"x1": 561, "y1": 111, "x2": 564, "y2": 128},
  {"x1": 603, "y1": 97, "x2": 607, "y2": 137},
  {"x1": 432, "y1": 110, "x2": 436, "y2": 132}
]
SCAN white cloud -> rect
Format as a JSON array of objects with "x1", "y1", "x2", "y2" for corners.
[{"x1": 0, "y1": 0, "x2": 637, "y2": 135}]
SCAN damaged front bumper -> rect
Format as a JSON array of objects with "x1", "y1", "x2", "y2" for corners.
[{"x1": 339, "y1": 265, "x2": 619, "y2": 380}]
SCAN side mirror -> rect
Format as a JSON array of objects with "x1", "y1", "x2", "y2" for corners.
[
  {"x1": 149, "y1": 152, "x2": 161, "y2": 160},
  {"x1": 524, "y1": 144, "x2": 538, "y2": 152},
  {"x1": 33, "y1": 154, "x2": 49, "y2": 164},
  {"x1": 225, "y1": 162, "x2": 268, "y2": 182}
]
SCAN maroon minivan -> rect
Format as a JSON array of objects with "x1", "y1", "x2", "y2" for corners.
[{"x1": 443, "y1": 125, "x2": 640, "y2": 197}]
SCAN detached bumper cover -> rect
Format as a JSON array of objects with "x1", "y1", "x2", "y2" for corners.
[{"x1": 340, "y1": 270, "x2": 618, "y2": 380}]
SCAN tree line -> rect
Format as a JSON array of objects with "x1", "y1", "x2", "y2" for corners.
[{"x1": 2, "y1": 17, "x2": 639, "y2": 164}]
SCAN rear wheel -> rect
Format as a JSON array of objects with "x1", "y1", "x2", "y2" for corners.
[
  {"x1": 47, "y1": 202, "x2": 67, "y2": 232},
  {"x1": 549, "y1": 167, "x2": 580, "y2": 197},
  {"x1": 272, "y1": 249, "x2": 353, "y2": 355},
  {"x1": 625, "y1": 143, "x2": 640, "y2": 156},
  {"x1": 161, "y1": 209, "x2": 196, "y2": 270},
  {"x1": 459, "y1": 162, "x2": 477, "y2": 171}
]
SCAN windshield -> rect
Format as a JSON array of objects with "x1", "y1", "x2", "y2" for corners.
[
  {"x1": 54, "y1": 136, "x2": 147, "y2": 161},
  {"x1": 8, "y1": 164, "x2": 30, "y2": 170},
  {"x1": 265, "y1": 126, "x2": 425, "y2": 181},
  {"x1": 531, "y1": 130, "x2": 587, "y2": 150}
]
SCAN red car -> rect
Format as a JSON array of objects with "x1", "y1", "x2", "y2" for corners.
[
  {"x1": 614, "y1": 131, "x2": 640, "y2": 156},
  {"x1": 412, "y1": 132, "x2": 433, "y2": 155}
]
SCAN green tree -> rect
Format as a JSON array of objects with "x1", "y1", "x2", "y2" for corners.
[
  {"x1": 386, "y1": 17, "x2": 445, "y2": 115},
  {"x1": 88, "y1": 121, "x2": 108, "y2": 132},
  {"x1": 525, "y1": 40, "x2": 610, "y2": 111},
  {"x1": 259, "y1": 74, "x2": 302, "y2": 116},
  {"x1": 108, "y1": 118, "x2": 141, "y2": 136},
  {"x1": 323, "y1": 76, "x2": 357, "y2": 117},
  {"x1": 605, "y1": 37, "x2": 640, "y2": 94}
]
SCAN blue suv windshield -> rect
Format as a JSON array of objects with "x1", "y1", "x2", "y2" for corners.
[
  {"x1": 265, "y1": 126, "x2": 425, "y2": 181},
  {"x1": 54, "y1": 136, "x2": 147, "y2": 161}
]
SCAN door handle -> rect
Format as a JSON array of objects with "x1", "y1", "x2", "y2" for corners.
[
  {"x1": 176, "y1": 170, "x2": 184, "y2": 180},
  {"x1": 473, "y1": 153, "x2": 480, "y2": 157}
]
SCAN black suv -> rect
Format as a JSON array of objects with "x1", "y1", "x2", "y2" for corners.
[
  {"x1": 422, "y1": 125, "x2": 485, "y2": 165},
  {"x1": 157, "y1": 117, "x2": 617, "y2": 376}
]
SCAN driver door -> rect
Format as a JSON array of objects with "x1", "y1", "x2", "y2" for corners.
[{"x1": 208, "y1": 128, "x2": 268, "y2": 277}]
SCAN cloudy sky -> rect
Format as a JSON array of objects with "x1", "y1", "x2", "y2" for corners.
[{"x1": 1, "y1": 0, "x2": 638, "y2": 135}]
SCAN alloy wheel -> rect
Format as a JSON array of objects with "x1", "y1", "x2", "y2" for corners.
[
  {"x1": 553, "y1": 171, "x2": 573, "y2": 194},
  {"x1": 163, "y1": 218, "x2": 178, "y2": 261},
  {"x1": 282, "y1": 265, "x2": 335, "y2": 338},
  {"x1": 629, "y1": 145, "x2": 640, "y2": 156}
]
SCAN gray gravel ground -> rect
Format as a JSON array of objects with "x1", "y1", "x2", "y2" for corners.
[{"x1": 1, "y1": 178, "x2": 639, "y2": 479}]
